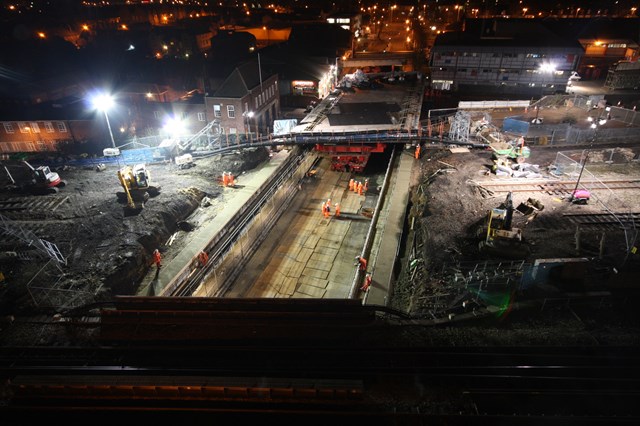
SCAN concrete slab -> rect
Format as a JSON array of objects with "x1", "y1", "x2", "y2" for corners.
[
  {"x1": 309, "y1": 252, "x2": 337, "y2": 266},
  {"x1": 301, "y1": 266, "x2": 330, "y2": 280},
  {"x1": 278, "y1": 277, "x2": 298, "y2": 297},
  {"x1": 314, "y1": 246, "x2": 339, "y2": 257},
  {"x1": 295, "y1": 247, "x2": 314, "y2": 263},
  {"x1": 316, "y1": 238, "x2": 342, "y2": 250},
  {"x1": 296, "y1": 283, "x2": 327, "y2": 297},
  {"x1": 285, "y1": 261, "x2": 305, "y2": 279},
  {"x1": 298, "y1": 268, "x2": 329, "y2": 289},
  {"x1": 303, "y1": 234, "x2": 321, "y2": 249}
]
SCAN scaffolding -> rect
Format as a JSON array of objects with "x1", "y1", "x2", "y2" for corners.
[
  {"x1": 448, "y1": 110, "x2": 471, "y2": 144},
  {"x1": 604, "y1": 61, "x2": 640, "y2": 90},
  {"x1": 0, "y1": 213, "x2": 94, "y2": 309}
]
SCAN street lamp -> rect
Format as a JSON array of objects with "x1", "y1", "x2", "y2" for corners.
[
  {"x1": 571, "y1": 117, "x2": 605, "y2": 202},
  {"x1": 91, "y1": 94, "x2": 117, "y2": 150},
  {"x1": 243, "y1": 110, "x2": 254, "y2": 140}
]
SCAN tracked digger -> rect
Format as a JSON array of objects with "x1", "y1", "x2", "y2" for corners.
[
  {"x1": 116, "y1": 164, "x2": 160, "y2": 214},
  {"x1": 478, "y1": 192, "x2": 531, "y2": 259}
]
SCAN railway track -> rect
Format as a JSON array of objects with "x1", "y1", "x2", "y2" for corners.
[
  {"x1": 472, "y1": 178, "x2": 640, "y2": 196},
  {"x1": 2, "y1": 344, "x2": 639, "y2": 422},
  {"x1": 0, "y1": 195, "x2": 69, "y2": 219}
]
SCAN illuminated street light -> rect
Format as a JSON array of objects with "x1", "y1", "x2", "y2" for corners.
[
  {"x1": 91, "y1": 94, "x2": 117, "y2": 149},
  {"x1": 243, "y1": 110, "x2": 254, "y2": 136}
]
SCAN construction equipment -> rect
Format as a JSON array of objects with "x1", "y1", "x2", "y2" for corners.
[
  {"x1": 479, "y1": 192, "x2": 530, "y2": 259},
  {"x1": 116, "y1": 164, "x2": 160, "y2": 213},
  {"x1": 1, "y1": 161, "x2": 66, "y2": 195},
  {"x1": 571, "y1": 189, "x2": 591, "y2": 205},
  {"x1": 490, "y1": 136, "x2": 530, "y2": 163}
]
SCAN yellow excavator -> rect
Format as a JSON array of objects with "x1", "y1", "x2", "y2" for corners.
[
  {"x1": 478, "y1": 192, "x2": 530, "y2": 259},
  {"x1": 116, "y1": 164, "x2": 160, "y2": 213}
]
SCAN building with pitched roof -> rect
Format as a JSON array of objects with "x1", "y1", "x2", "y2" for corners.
[{"x1": 205, "y1": 59, "x2": 279, "y2": 136}]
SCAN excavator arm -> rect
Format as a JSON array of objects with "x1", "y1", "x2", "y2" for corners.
[{"x1": 117, "y1": 170, "x2": 136, "y2": 210}]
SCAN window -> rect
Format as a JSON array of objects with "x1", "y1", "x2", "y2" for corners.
[
  {"x1": 37, "y1": 141, "x2": 46, "y2": 151},
  {"x1": 30, "y1": 122, "x2": 40, "y2": 132},
  {"x1": 255, "y1": 98, "x2": 258, "y2": 109},
  {"x1": 229, "y1": 128, "x2": 237, "y2": 134},
  {"x1": 19, "y1": 122, "x2": 29, "y2": 133},
  {"x1": 3, "y1": 123, "x2": 14, "y2": 134},
  {"x1": 608, "y1": 43, "x2": 627, "y2": 48},
  {"x1": 57, "y1": 122, "x2": 67, "y2": 132},
  {"x1": 197, "y1": 112, "x2": 205, "y2": 121},
  {"x1": 227, "y1": 105, "x2": 235, "y2": 118},
  {"x1": 154, "y1": 111, "x2": 161, "y2": 119},
  {"x1": 44, "y1": 122, "x2": 54, "y2": 133},
  {"x1": 213, "y1": 105, "x2": 221, "y2": 117}
]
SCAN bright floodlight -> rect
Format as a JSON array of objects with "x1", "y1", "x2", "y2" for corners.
[
  {"x1": 92, "y1": 94, "x2": 114, "y2": 112},
  {"x1": 163, "y1": 116, "x2": 185, "y2": 137},
  {"x1": 539, "y1": 62, "x2": 557, "y2": 73}
]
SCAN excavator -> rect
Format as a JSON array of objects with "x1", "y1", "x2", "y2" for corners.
[
  {"x1": 478, "y1": 192, "x2": 531, "y2": 259},
  {"x1": 1, "y1": 161, "x2": 66, "y2": 194},
  {"x1": 116, "y1": 164, "x2": 160, "y2": 213}
]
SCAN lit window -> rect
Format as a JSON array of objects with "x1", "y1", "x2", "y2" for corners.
[
  {"x1": 227, "y1": 105, "x2": 235, "y2": 118},
  {"x1": 214, "y1": 105, "x2": 221, "y2": 118},
  {"x1": 57, "y1": 122, "x2": 67, "y2": 133}
]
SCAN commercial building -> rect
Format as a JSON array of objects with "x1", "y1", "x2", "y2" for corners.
[{"x1": 429, "y1": 19, "x2": 583, "y2": 95}]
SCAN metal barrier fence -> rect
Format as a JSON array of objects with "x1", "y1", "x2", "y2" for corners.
[{"x1": 552, "y1": 151, "x2": 637, "y2": 255}]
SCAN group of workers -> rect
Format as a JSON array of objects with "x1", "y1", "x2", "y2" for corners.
[
  {"x1": 222, "y1": 171, "x2": 235, "y2": 187},
  {"x1": 321, "y1": 198, "x2": 340, "y2": 218},
  {"x1": 151, "y1": 249, "x2": 210, "y2": 274},
  {"x1": 348, "y1": 178, "x2": 368, "y2": 195}
]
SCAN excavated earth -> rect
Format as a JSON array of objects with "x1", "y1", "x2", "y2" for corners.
[
  {"x1": 392, "y1": 143, "x2": 640, "y2": 319},
  {"x1": 0, "y1": 147, "x2": 269, "y2": 315}
]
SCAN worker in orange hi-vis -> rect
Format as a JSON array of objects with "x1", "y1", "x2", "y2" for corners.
[
  {"x1": 349, "y1": 178, "x2": 355, "y2": 191},
  {"x1": 335, "y1": 203, "x2": 341, "y2": 217},
  {"x1": 415, "y1": 144, "x2": 421, "y2": 159},
  {"x1": 321, "y1": 201, "x2": 326, "y2": 216},
  {"x1": 228, "y1": 173, "x2": 235, "y2": 187},
  {"x1": 363, "y1": 179, "x2": 369, "y2": 193},
  {"x1": 324, "y1": 203, "x2": 330, "y2": 218},
  {"x1": 198, "y1": 251, "x2": 209, "y2": 267},
  {"x1": 354, "y1": 256, "x2": 367, "y2": 271},
  {"x1": 152, "y1": 249, "x2": 162, "y2": 271},
  {"x1": 360, "y1": 273, "x2": 372, "y2": 291},
  {"x1": 353, "y1": 181, "x2": 359, "y2": 193},
  {"x1": 357, "y1": 181, "x2": 363, "y2": 195},
  {"x1": 222, "y1": 172, "x2": 228, "y2": 187}
]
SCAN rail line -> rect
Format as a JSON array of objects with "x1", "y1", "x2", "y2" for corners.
[
  {"x1": 472, "y1": 178, "x2": 640, "y2": 196},
  {"x1": 2, "y1": 344, "x2": 639, "y2": 421}
]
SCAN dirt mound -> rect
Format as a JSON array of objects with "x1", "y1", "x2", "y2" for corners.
[{"x1": 0, "y1": 147, "x2": 271, "y2": 314}]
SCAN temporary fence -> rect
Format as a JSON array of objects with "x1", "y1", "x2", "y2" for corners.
[{"x1": 552, "y1": 150, "x2": 638, "y2": 259}]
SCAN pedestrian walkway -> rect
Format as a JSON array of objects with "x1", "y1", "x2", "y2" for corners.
[
  {"x1": 137, "y1": 150, "x2": 290, "y2": 297},
  {"x1": 365, "y1": 148, "x2": 416, "y2": 306}
]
